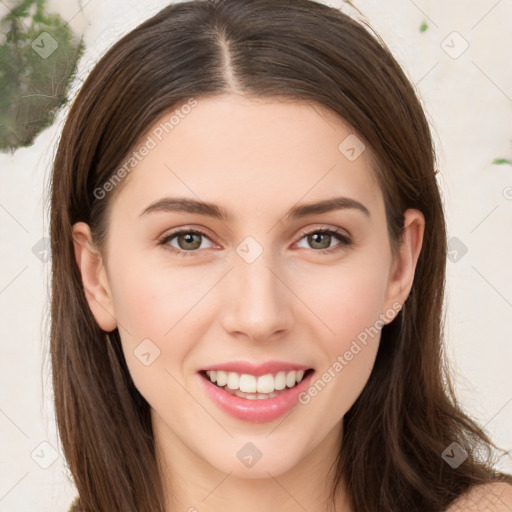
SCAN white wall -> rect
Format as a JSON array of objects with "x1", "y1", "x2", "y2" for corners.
[{"x1": 0, "y1": 0, "x2": 511, "y2": 510}]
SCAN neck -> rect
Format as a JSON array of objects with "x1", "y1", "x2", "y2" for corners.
[{"x1": 153, "y1": 412, "x2": 352, "y2": 512}]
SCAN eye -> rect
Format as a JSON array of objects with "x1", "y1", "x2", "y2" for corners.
[
  {"x1": 158, "y1": 228, "x2": 214, "y2": 257},
  {"x1": 158, "y1": 226, "x2": 352, "y2": 257},
  {"x1": 295, "y1": 228, "x2": 351, "y2": 255}
]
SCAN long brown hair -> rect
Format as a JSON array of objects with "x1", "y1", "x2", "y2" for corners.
[{"x1": 48, "y1": 1, "x2": 511, "y2": 510}]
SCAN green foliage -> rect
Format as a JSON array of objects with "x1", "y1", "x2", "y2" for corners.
[
  {"x1": 492, "y1": 158, "x2": 512, "y2": 165},
  {"x1": 0, "y1": 0, "x2": 84, "y2": 152},
  {"x1": 420, "y1": 21, "x2": 428, "y2": 33}
]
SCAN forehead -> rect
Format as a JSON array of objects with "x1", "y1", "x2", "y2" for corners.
[{"x1": 108, "y1": 94, "x2": 383, "y2": 222}]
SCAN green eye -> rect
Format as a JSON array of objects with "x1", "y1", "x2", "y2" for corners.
[
  {"x1": 158, "y1": 227, "x2": 351, "y2": 257},
  {"x1": 296, "y1": 228, "x2": 351, "y2": 254},
  {"x1": 159, "y1": 229, "x2": 212, "y2": 257}
]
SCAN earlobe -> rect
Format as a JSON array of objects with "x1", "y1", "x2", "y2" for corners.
[
  {"x1": 382, "y1": 209, "x2": 425, "y2": 322},
  {"x1": 72, "y1": 222, "x2": 118, "y2": 332}
]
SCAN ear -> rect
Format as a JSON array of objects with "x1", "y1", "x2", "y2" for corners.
[
  {"x1": 382, "y1": 209, "x2": 425, "y2": 323},
  {"x1": 72, "y1": 222, "x2": 118, "y2": 332}
]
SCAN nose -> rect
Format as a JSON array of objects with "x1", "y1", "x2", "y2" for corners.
[{"x1": 220, "y1": 248, "x2": 294, "y2": 342}]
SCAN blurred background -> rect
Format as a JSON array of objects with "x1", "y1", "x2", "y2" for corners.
[{"x1": 0, "y1": 0, "x2": 511, "y2": 510}]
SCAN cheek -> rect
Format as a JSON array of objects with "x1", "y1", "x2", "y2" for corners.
[
  {"x1": 110, "y1": 255, "x2": 205, "y2": 339},
  {"x1": 294, "y1": 256, "x2": 389, "y2": 344},
  {"x1": 297, "y1": 271, "x2": 385, "y2": 432},
  {"x1": 110, "y1": 264, "x2": 200, "y2": 414},
  {"x1": 108, "y1": 257, "x2": 221, "y2": 402},
  {"x1": 293, "y1": 254, "x2": 388, "y2": 410}
]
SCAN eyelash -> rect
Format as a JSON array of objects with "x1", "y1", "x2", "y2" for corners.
[{"x1": 157, "y1": 227, "x2": 352, "y2": 258}]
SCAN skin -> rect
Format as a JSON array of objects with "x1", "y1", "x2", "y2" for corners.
[
  {"x1": 447, "y1": 483, "x2": 512, "y2": 512},
  {"x1": 73, "y1": 94, "x2": 425, "y2": 512}
]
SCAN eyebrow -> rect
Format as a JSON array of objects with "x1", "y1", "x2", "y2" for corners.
[{"x1": 139, "y1": 196, "x2": 370, "y2": 221}]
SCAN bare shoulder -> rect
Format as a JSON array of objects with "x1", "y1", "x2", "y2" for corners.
[{"x1": 446, "y1": 482, "x2": 512, "y2": 512}]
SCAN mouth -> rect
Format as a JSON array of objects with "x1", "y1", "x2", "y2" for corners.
[
  {"x1": 197, "y1": 367, "x2": 315, "y2": 423},
  {"x1": 199, "y1": 368, "x2": 315, "y2": 400}
]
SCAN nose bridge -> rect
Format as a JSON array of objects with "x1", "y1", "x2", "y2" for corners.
[{"x1": 221, "y1": 236, "x2": 292, "y2": 338}]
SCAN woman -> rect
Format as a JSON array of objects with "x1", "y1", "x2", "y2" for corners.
[{"x1": 50, "y1": 0, "x2": 512, "y2": 510}]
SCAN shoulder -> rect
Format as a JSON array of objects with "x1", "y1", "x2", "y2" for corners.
[{"x1": 446, "y1": 482, "x2": 512, "y2": 512}]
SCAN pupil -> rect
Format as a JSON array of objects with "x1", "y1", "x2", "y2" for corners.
[{"x1": 311, "y1": 233, "x2": 329, "y2": 249}]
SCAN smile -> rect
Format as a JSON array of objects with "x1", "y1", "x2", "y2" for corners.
[
  {"x1": 204, "y1": 369, "x2": 308, "y2": 398},
  {"x1": 198, "y1": 366, "x2": 315, "y2": 423}
]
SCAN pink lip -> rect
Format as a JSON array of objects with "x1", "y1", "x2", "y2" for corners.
[
  {"x1": 198, "y1": 369, "x2": 315, "y2": 423},
  {"x1": 200, "y1": 360, "x2": 312, "y2": 377}
]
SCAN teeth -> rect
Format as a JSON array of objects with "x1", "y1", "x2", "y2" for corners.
[
  {"x1": 205, "y1": 369, "x2": 306, "y2": 393},
  {"x1": 225, "y1": 388, "x2": 280, "y2": 400}
]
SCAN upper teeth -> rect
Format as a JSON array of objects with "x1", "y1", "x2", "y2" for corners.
[{"x1": 206, "y1": 370, "x2": 306, "y2": 394}]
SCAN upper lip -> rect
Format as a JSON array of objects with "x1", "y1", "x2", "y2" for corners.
[{"x1": 200, "y1": 360, "x2": 313, "y2": 377}]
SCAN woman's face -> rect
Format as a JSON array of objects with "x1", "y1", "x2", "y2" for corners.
[{"x1": 74, "y1": 94, "x2": 423, "y2": 482}]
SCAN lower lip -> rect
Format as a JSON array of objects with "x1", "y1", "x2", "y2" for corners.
[{"x1": 199, "y1": 371, "x2": 314, "y2": 423}]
